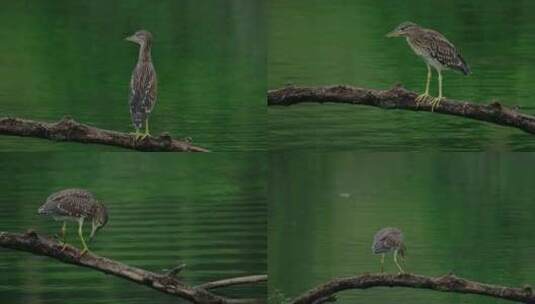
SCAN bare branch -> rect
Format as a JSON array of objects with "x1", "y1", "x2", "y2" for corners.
[
  {"x1": 198, "y1": 275, "x2": 268, "y2": 290},
  {"x1": 291, "y1": 273, "x2": 535, "y2": 304},
  {"x1": 0, "y1": 116, "x2": 209, "y2": 152},
  {"x1": 0, "y1": 230, "x2": 264, "y2": 304},
  {"x1": 267, "y1": 85, "x2": 535, "y2": 135}
]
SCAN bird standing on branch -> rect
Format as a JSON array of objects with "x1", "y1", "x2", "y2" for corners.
[
  {"x1": 38, "y1": 188, "x2": 108, "y2": 255},
  {"x1": 387, "y1": 22, "x2": 471, "y2": 111},
  {"x1": 372, "y1": 227, "x2": 406, "y2": 273},
  {"x1": 126, "y1": 30, "x2": 158, "y2": 140}
]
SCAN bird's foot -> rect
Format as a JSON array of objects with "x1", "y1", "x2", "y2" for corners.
[
  {"x1": 139, "y1": 132, "x2": 151, "y2": 140},
  {"x1": 60, "y1": 243, "x2": 68, "y2": 252},
  {"x1": 429, "y1": 96, "x2": 445, "y2": 112},
  {"x1": 129, "y1": 132, "x2": 142, "y2": 141},
  {"x1": 415, "y1": 93, "x2": 431, "y2": 107},
  {"x1": 79, "y1": 248, "x2": 89, "y2": 257}
]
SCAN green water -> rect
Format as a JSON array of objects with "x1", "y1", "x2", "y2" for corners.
[
  {"x1": 268, "y1": 0, "x2": 535, "y2": 151},
  {"x1": 0, "y1": 153, "x2": 267, "y2": 303},
  {"x1": 0, "y1": 0, "x2": 266, "y2": 152},
  {"x1": 269, "y1": 153, "x2": 535, "y2": 303}
]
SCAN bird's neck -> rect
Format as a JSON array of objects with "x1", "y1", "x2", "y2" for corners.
[{"x1": 138, "y1": 42, "x2": 152, "y2": 63}]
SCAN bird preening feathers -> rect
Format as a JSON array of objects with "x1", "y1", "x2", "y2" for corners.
[
  {"x1": 38, "y1": 188, "x2": 108, "y2": 256},
  {"x1": 126, "y1": 30, "x2": 158, "y2": 140},
  {"x1": 372, "y1": 227, "x2": 406, "y2": 273},
  {"x1": 387, "y1": 22, "x2": 471, "y2": 111}
]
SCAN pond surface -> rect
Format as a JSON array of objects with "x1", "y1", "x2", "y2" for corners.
[
  {"x1": 0, "y1": 153, "x2": 267, "y2": 303},
  {"x1": 269, "y1": 153, "x2": 535, "y2": 303},
  {"x1": 268, "y1": 0, "x2": 535, "y2": 151},
  {"x1": 0, "y1": 0, "x2": 266, "y2": 152}
]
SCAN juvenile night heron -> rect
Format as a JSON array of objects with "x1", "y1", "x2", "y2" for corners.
[
  {"x1": 38, "y1": 189, "x2": 108, "y2": 255},
  {"x1": 372, "y1": 227, "x2": 406, "y2": 273},
  {"x1": 126, "y1": 30, "x2": 158, "y2": 140},
  {"x1": 387, "y1": 22, "x2": 471, "y2": 111}
]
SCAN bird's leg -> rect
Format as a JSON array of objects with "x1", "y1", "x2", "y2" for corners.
[
  {"x1": 89, "y1": 220, "x2": 97, "y2": 242},
  {"x1": 393, "y1": 249, "x2": 404, "y2": 274},
  {"x1": 140, "y1": 118, "x2": 151, "y2": 140},
  {"x1": 130, "y1": 128, "x2": 142, "y2": 141},
  {"x1": 380, "y1": 253, "x2": 385, "y2": 273},
  {"x1": 415, "y1": 64, "x2": 432, "y2": 106},
  {"x1": 78, "y1": 217, "x2": 89, "y2": 256},
  {"x1": 429, "y1": 70, "x2": 444, "y2": 112},
  {"x1": 60, "y1": 222, "x2": 68, "y2": 251}
]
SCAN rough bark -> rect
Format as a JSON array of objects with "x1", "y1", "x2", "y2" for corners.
[
  {"x1": 0, "y1": 230, "x2": 264, "y2": 304},
  {"x1": 0, "y1": 116, "x2": 209, "y2": 152},
  {"x1": 291, "y1": 273, "x2": 535, "y2": 304},
  {"x1": 267, "y1": 85, "x2": 535, "y2": 135}
]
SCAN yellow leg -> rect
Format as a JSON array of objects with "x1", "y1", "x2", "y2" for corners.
[
  {"x1": 380, "y1": 253, "x2": 385, "y2": 273},
  {"x1": 78, "y1": 218, "x2": 89, "y2": 256},
  {"x1": 429, "y1": 70, "x2": 444, "y2": 112},
  {"x1": 140, "y1": 119, "x2": 150, "y2": 140},
  {"x1": 130, "y1": 128, "x2": 142, "y2": 141},
  {"x1": 393, "y1": 249, "x2": 404, "y2": 274},
  {"x1": 415, "y1": 64, "x2": 432, "y2": 106},
  {"x1": 60, "y1": 222, "x2": 67, "y2": 251}
]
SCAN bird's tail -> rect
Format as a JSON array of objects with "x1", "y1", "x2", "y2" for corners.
[{"x1": 456, "y1": 54, "x2": 471, "y2": 75}]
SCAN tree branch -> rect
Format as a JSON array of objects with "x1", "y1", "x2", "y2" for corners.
[
  {"x1": 0, "y1": 230, "x2": 265, "y2": 304},
  {"x1": 197, "y1": 275, "x2": 268, "y2": 290},
  {"x1": 267, "y1": 85, "x2": 535, "y2": 135},
  {"x1": 0, "y1": 116, "x2": 209, "y2": 152},
  {"x1": 291, "y1": 273, "x2": 535, "y2": 304}
]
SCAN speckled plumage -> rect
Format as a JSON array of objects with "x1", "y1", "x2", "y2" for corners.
[
  {"x1": 404, "y1": 24, "x2": 470, "y2": 75},
  {"x1": 127, "y1": 30, "x2": 158, "y2": 132},
  {"x1": 372, "y1": 227, "x2": 405, "y2": 255},
  {"x1": 372, "y1": 227, "x2": 406, "y2": 273},
  {"x1": 387, "y1": 22, "x2": 470, "y2": 111},
  {"x1": 38, "y1": 188, "x2": 108, "y2": 254},
  {"x1": 38, "y1": 188, "x2": 106, "y2": 222}
]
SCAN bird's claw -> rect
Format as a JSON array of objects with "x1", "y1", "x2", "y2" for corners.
[
  {"x1": 415, "y1": 93, "x2": 431, "y2": 108},
  {"x1": 139, "y1": 132, "x2": 150, "y2": 140},
  {"x1": 429, "y1": 96, "x2": 444, "y2": 112},
  {"x1": 79, "y1": 248, "x2": 88, "y2": 257}
]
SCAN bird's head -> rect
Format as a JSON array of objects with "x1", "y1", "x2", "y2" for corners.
[
  {"x1": 386, "y1": 22, "x2": 418, "y2": 38},
  {"x1": 125, "y1": 30, "x2": 153, "y2": 46},
  {"x1": 89, "y1": 203, "x2": 108, "y2": 241}
]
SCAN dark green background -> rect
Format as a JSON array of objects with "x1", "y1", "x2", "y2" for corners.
[
  {"x1": 269, "y1": 153, "x2": 535, "y2": 303},
  {"x1": 0, "y1": 153, "x2": 267, "y2": 303},
  {"x1": 0, "y1": 0, "x2": 266, "y2": 151},
  {"x1": 268, "y1": 0, "x2": 535, "y2": 151}
]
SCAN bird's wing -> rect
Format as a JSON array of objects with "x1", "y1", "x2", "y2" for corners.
[
  {"x1": 130, "y1": 63, "x2": 157, "y2": 114},
  {"x1": 421, "y1": 29, "x2": 468, "y2": 72},
  {"x1": 51, "y1": 189, "x2": 94, "y2": 217}
]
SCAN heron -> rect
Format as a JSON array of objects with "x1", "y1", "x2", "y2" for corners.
[
  {"x1": 126, "y1": 30, "x2": 158, "y2": 140},
  {"x1": 387, "y1": 22, "x2": 471, "y2": 111},
  {"x1": 372, "y1": 227, "x2": 406, "y2": 273},
  {"x1": 38, "y1": 188, "x2": 108, "y2": 255}
]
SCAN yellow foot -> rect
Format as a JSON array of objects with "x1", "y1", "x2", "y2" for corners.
[
  {"x1": 129, "y1": 132, "x2": 143, "y2": 141},
  {"x1": 79, "y1": 248, "x2": 89, "y2": 257},
  {"x1": 415, "y1": 93, "x2": 431, "y2": 107},
  {"x1": 429, "y1": 96, "x2": 445, "y2": 112},
  {"x1": 139, "y1": 132, "x2": 151, "y2": 140},
  {"x1": 60, "y1": 243, "x2": 68, "y2": 252}
]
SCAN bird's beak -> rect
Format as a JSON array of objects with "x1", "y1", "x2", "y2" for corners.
[
  {"x1": 386, "y1": 30, "x2": 400, "y2": 38},
  {"x1": 125, "y1": 35, "x2": 136, "y2": 43}
]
